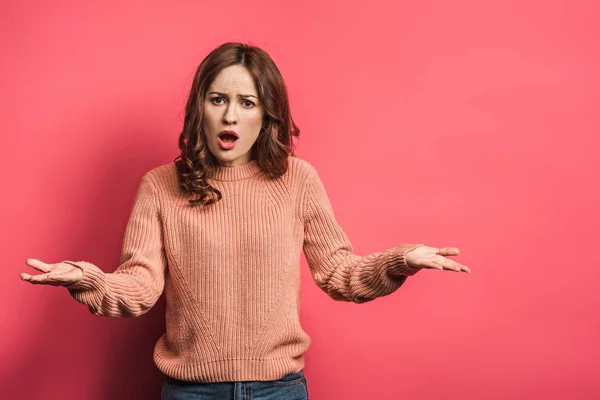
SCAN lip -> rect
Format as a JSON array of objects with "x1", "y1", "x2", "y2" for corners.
[
  {"x1": 217, "y1": 130, "x2": 239, "y2": 150},
  {"x1": 218, "y1": 130, "x2": 239, "y2": 138}
]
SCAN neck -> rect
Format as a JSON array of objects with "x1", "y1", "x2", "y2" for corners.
[{"x1": 211, "y1": 159, "x2": 261, "y2": 181}]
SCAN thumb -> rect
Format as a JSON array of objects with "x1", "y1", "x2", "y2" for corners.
[
  {"x1": 435, "y1": 247, "x2": 461, "y2": 256},
  {"x1": 26, "y1": 258, "x2": 52, "y2": 273}
]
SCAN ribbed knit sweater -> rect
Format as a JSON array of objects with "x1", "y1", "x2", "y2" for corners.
[{"x1": 62, "y1": 155, "x2": 424, "y2": 383}]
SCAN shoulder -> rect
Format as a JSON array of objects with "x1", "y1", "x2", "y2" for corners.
[
  {"x1": 144, "y1": 158, "x2": 317, "y2": 183},
  {"x1": 147, "y1": 162, "x2": 177, "y2": 178},
  {"x1": 140, "y1": 158, "x2": 318, "y2": 196},
  {"x1": 135, "y1": 162, "x2": 180, "y2": 203},
  {"x1": 279, "y1": 156, "x2": 320, "y2": 195},
  {"x1": 286, "y1": 155, "x2": 318, "y2": 179},
  {"x1": 142, "y1": 162, "x2": 177, "y2": 186}
]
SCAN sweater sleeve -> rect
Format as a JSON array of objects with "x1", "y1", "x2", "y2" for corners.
[
  {"x1": 301, "y1": 168, "x2": 425, "y2": 304},
  {"x1": 61, "y1": 173, "x2": 168, "y2": 317}
]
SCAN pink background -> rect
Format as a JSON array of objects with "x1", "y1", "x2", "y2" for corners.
[{"x1": 2, "y1": 0, "x2": 599, "y2": 399}]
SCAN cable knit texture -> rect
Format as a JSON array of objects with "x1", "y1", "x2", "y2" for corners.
[{"x1": 62, "y1": 156, "x2": 424, "y2": 383}]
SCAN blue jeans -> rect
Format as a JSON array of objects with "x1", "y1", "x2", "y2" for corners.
[{"x1": 161, "y1": 369, "x2": 309, "y2": 400}]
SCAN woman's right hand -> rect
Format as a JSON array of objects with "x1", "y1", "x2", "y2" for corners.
[{"x1": 20, "y1": 259, "x2": 83, "y2": 286}]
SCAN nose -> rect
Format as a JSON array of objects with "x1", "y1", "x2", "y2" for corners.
[{"x1": 223, "y1": 103, "x2": 238, "y2": 125}]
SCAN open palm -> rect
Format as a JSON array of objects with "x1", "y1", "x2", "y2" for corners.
[
  {"x1": 405, "y1": 246, "x2": 470, "y2": 273},
  {"x1": 20, "y1": 259, "x2": 83, "y2": 286}
]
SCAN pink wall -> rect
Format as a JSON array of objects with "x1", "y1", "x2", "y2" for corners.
[{"x1": 3, "y1": 0, "x2": 599, "y2": 399}]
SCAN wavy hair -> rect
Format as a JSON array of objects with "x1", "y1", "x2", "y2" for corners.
[{"x1": 173, "y1": 42, "x2": 300, "y2": 207}]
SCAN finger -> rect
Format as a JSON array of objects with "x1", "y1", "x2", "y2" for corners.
[
  {"x1": 435, "y1": 247, "x2": 461, "y2": 256},
  {"x1": 446, "y1": 259, "x2": 470, "y2": 273},
  {"x1": 434, "y1": 257, "x2": 462, "y2": 272},
  {"x1": 429, "y1": 261, "x2": 444, "y2": 270},
  {"x1": 24, "y1": 272, "x2": 52, "y2": 284},
  {"x1": 458, "y1": 263, "x2": 471, "y2": 273},
  {"x1": 26, "y1": 259, "x2": 52, "y2": 273},
  {"x1": 429, "y1": 259, "x2": 471, "y2": 273}
]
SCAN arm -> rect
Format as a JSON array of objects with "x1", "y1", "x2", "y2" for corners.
[
  {"x1": 62, "y1": 173, "x2": 167, "y2": 317},
  {"x1": 301, "y1": 168, "x2": 424, "y2": 304}
]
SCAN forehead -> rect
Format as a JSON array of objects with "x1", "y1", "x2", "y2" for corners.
[{"x1": 208, "y1": 65, "x2": 257, "y2": 94}]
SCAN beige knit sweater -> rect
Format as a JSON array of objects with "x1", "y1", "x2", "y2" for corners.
[{"x1": 63, "y1": 155, "x2": 424, "y2": 383}]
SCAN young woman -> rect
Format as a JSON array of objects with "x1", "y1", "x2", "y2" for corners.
[{"x1": 20, "y1": 42, "x2": 470, "y2": 400}]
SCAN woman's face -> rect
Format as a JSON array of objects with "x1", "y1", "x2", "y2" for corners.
[{"x1": 203, "y1": 64, "x2": 264, "y2": 167}]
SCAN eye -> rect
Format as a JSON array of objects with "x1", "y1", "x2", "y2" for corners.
[
  {"x1": 211, "y1": 97, "x2": 224, "y2": 105},
  {"x1": 242, "y1": 100, "x2": 255, "y2": 108}
]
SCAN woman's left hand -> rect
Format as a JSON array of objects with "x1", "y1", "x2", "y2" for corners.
[{"x1": 405, "y1": 245, "x2": 471, "y2": 273}]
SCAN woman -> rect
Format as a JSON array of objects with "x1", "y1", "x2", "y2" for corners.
[{"x1": 20, "y1": 42, "x2": 470, "y2": 400}]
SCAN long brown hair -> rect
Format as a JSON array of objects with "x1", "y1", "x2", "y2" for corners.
[{"x1": 173, "y1": 42, "x2": 300, "y2": 207}]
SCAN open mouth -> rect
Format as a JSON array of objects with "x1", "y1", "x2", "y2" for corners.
[
  {"x1": 219, "y1": 134, "x2": 238, "y2": 143},
  {"x1": 218, "y1": 134, "x2": 238, "y2": 150}
]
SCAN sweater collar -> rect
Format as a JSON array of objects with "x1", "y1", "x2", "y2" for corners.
[{"x1": 210, "y1": 159, "x2": 262, "y2": 181}]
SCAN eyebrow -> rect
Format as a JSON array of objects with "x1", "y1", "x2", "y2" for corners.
[{"x1": 208, "y1": 91, "x2": 258, "y2": 99}]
